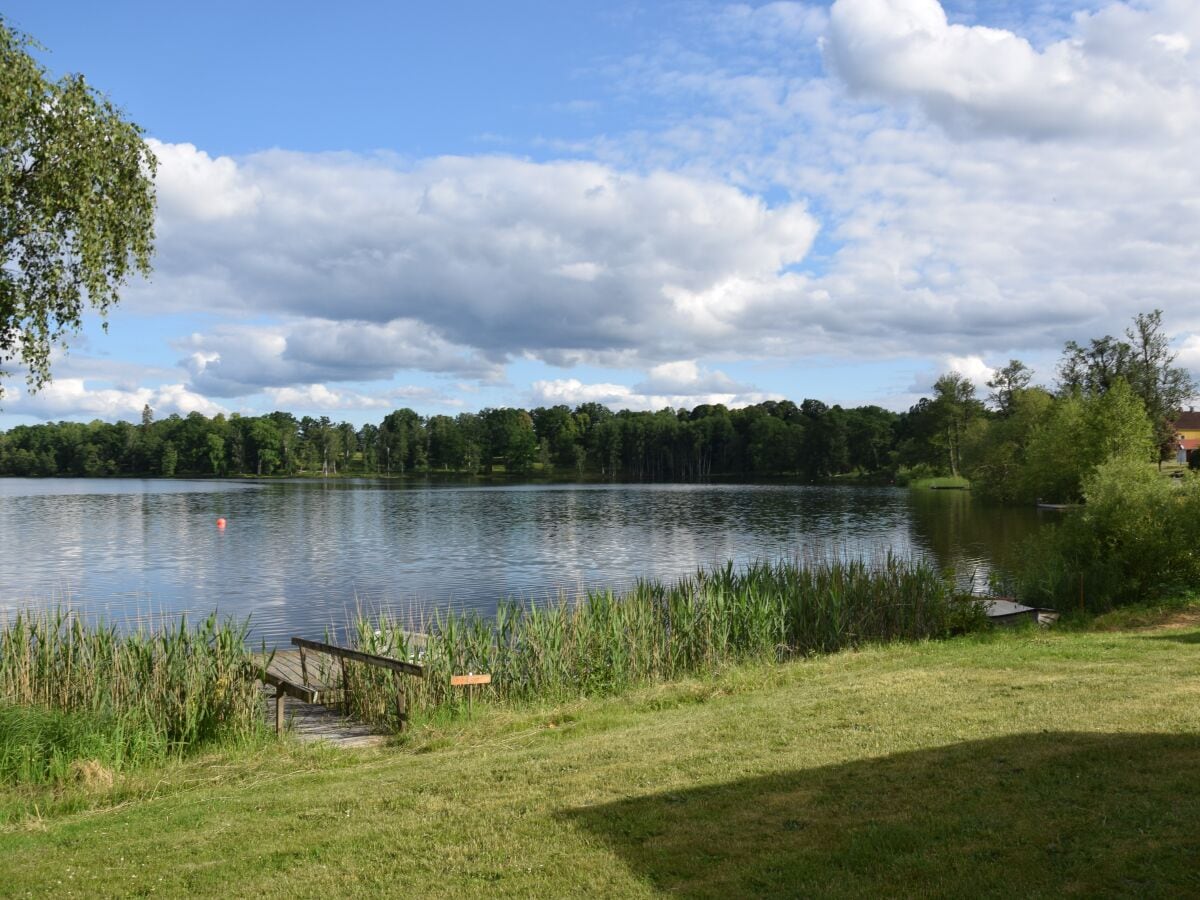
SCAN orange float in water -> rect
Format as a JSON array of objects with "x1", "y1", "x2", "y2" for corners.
[{"x1": 216, "y1": 518, "x2": 227, "y2": 529}]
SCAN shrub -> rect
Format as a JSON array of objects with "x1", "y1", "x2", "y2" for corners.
[{"x1": 1014, "y1": 457, "x2": 1200, "y2": 610}]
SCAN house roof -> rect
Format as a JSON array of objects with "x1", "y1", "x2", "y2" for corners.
[{"x1": 1175, "y1": 410, "x2": 1200, "y2": 430}]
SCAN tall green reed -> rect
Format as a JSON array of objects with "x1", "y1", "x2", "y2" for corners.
[
  {"x1": 346, "y1": 553, "x2": 985, "y2": 730},
  {"x1": 0, "y1": 609, "x2": 264, "y2": 783}
]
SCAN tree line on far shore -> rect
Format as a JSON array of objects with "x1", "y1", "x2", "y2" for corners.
[
  {"x1": 0, "y1": 311, "x2": 1192, "y2": 502},
  {"x1": 0, "y1": 398, "x2": 901, "y2": 482}
]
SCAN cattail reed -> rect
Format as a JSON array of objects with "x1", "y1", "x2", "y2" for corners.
[
  {"x1": 0, "y1": 610, "x2": 264, "y2": 783},
  {"x1": 344, "y1": 553, "x2": 985, "y2": 729}
]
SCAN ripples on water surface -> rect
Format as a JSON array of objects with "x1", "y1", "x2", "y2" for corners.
[{"x1": 0, "y1": 478, "x2": 1040, "y2": 647}]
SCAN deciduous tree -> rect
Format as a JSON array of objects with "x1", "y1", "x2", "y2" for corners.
[
  {"x1": 1, "y1": 20, "x2": 156, "y2": 397},
  {"x1": 1057, "y1": 310, "x2": 1195, "y2": 461},
  {"x1": 986, "y1": 359, "x2": 1033, "y2": 416}
]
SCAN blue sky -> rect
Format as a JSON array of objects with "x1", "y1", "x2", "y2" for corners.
[{"x1": 2, "y1": 0, "x2": 1198, "y2": 426}]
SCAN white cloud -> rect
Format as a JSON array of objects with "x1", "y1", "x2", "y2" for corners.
[
  {"x1": 148, "y1": 140, "x2": 262, "y2": 221},
  {"x1": 637, "y1": 359, "x2": 750, "y2": 394},
  {"x1": 135, "y1": 148, "x2": 819, "y2": 368},
  {"x1": 945, "y1": 354, "x2": 995, "y2": 392},
  {"x1": 1152, "y1": 32, "x2": 1191, "y2": 55},
  {"x1": 263, "y1": 384, "x2": 392, "y2": 411},
  {"x1": 531, "y1": 361, "x2": 781, "y2": 412},
  {"x1": 824, "y1": 0, "x2": 1200, "y2": 140},
  {"x1": 5, "y1": 379, "x2": 226, "y2": 421},
  {"x1": 531, "y1": 379, "x2": 637, "y2": 407},
  {"x1": 1172, "y1": 333, "x2": 1200, "y2": 373},
  {"x1": 258, "y1": 382, "x2": 461, "y2": 414},
  {"x1": 180, "y1": 319, "x2": 499, "y2": 396}
]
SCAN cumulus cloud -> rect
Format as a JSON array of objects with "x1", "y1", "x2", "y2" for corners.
[
  {"x1": 1171, "y1": 333, "x2": 1200, "y2": 374},
  {"x1": 133, "y1": 147, "x2": 818, "y2": 369},
  {"x1": 258, "y1": 383, "x2": 462, "y2": 412},
  {"x1": 944, "y1": 355, "x2": 996, "y2": 392},
  {"x1": 824, "y1": 0, "x2": 1200, "y2": 140},
  {"x1": 149, "y1": 140, "x2": 262, "y2": 221},
  {"x1": 5, "y1": 379, "x2": 226, "y2": 421},
  {"x1": 263, "y1": 385, "x2": 391, "y2": 411},
  {"x1": 180, "y1": 319, "x2": 499, "y2": 396},
  {"x1": 531, "y1": 361, "x2": 781, "y2": 411},
  {"x1": 636, "y1": 359, "x2": 753, "y2": 394}
]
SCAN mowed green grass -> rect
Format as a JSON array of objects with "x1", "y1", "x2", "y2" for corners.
[{"x1": 2, "y1": 614, "x2": 1199, "y2": 898}]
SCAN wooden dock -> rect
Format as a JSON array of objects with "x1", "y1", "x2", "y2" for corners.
[
  {"x1": 255, "y1": 650, "x2": 382, "y2": 747},
  {"x1": 255, "y1": 637, "x2": 425, "y2": 747},
  {"x1": 256, "y1": 683, "x2": 386, "y2": 748},
  {"x1": 261, "y1": 649, "x2": 337, "y2": 704}
]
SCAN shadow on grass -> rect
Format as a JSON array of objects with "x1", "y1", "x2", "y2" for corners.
[
  {"x1": 1142, "y1": 632, "x2": 1200, "y2": 644},
  {"x1": 566, "y1": 732, "x2": 1200, "y2": 898}
]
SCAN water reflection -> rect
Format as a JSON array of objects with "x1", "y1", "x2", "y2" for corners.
[
  {"x1": 907, "y1": 490, "x2": 1041, "y2": 590},
  {"x1": 0, "y1": 479, "x2": 1041, "y2": 647}
]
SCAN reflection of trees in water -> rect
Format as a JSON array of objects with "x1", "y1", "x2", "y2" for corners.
[{"x1": 907, "y1": 490, "x2": 1042, "y2": 591}]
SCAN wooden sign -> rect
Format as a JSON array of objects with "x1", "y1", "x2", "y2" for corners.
[{"x1": 450, "y1": 673, "x2": 492, "y2": 686}]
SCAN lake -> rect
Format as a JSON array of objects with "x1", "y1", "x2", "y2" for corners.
[{"x1": 0, "y1": 478, "x2": 1041, "y2": 647}]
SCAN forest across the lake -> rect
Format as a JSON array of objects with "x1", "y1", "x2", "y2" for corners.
[{"x1": 0, "y1": 312, "x2": 1192, "y2": 506}]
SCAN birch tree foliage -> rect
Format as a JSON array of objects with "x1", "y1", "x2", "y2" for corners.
[{"x1": 0, "y1": 20, "x2": 156, "y2": 398}]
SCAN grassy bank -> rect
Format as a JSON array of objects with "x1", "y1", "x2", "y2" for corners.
[
  {"x1": 905, "y1": 475, "x2": 971, "y2": 490},
  {"x1": 341, "y1": 555, "x2": 982, "y2": 730},
  {"x1": 1, "y1": 609, "x2": 1198, "y2": 896}
]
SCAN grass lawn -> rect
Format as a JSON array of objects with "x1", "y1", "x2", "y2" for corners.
[{"x1": 2, "y1": 611, "x2": 1199, "y2": 897}]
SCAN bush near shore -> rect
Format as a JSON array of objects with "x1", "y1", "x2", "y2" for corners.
[{"x1": 1015, "y1": 458, "x2": 1200, "y2": 612}]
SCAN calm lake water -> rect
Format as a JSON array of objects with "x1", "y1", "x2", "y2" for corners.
[{"x1": 0, "y1": 478, "x2": 1042, "y2": 647}]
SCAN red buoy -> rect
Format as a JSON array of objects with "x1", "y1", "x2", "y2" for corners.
[{"x1": 216, "y1": 517, "x2": 227, "y2": 529}]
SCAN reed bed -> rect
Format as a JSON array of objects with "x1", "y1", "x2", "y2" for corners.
[
  {"x1": 0, "y1": 610, "x2": 264, "y2": 783},
  {"x1": 343, "y1": 554, "x2": 985, "y2": 730}
]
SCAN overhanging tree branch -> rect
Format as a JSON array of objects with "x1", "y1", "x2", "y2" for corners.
[{"x1": 0, "y1": 19, "x2": 156, "y2": 400}]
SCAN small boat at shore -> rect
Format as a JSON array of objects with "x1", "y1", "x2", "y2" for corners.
[
  {"x1": 984, "y1": 598, "x2": 1059, "y2": 626},
  {"x1": 1036, "y1": 500, "x2": 1081, "y2": 510}
]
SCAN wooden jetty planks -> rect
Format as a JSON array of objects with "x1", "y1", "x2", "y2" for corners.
[
  {"x1": 255, "y1": 649, "x2": 342, "y2": 735},
  {"x1": 255, "y1": 638, "x2": 427, "y2": 739},
  {"x1": 258, "y1": 651, "x2": 337, "y2": 698}
]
